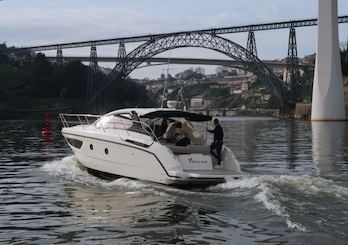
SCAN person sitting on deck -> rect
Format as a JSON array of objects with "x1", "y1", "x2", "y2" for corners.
[
  {"x1": 165, "y1": 121, "x2": 190, "y2": 146},
  {"x1": 164, "y1": 121, "x2": 177, "y2": 143},
  {"x1": 174, "y1": 121, "x2": 191, "y2": 146}
]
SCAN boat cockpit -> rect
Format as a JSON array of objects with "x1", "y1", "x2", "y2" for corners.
[{"x1": 93, "y1": 109, "x2": 211, "y2": 153}]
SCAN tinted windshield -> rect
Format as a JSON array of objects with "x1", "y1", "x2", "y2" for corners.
[{"x1": 95, "y1": 115, "x2": 132, "y2": 130}]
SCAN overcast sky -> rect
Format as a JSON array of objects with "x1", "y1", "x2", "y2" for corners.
[{"x1": 1, "y1": 0, "x2": 348, "y2": 78}]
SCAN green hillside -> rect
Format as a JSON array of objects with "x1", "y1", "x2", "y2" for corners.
[{"x1": 0, "y1": 45, "x2": 153, "y2": 111}]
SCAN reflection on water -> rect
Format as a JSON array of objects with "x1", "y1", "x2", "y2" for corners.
[
  {"x1": 66, "y1": 184, "x2": 164, "y2": 226},
  {"x1": 312, "y1": 121, "x2": 347, "y2": 174},
  {"x1": 219, "y1": 117, "x2": 315, "y2": 175},
  {"x1": 0, "y1": 119, "x2": 348, "y2": 244}
]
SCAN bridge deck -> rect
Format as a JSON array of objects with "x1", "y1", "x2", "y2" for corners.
[{"x1": 23, "y1": 15, "x2": 348, "y2": 52}]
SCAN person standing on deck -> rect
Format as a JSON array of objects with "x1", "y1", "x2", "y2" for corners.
[{"x1": 206, "y1": 118, "x2": 224, "y2": 165}]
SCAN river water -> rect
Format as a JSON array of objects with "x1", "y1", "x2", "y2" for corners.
[{"x1": 0, "y1": 118, "x2": 347, "y2": 244}]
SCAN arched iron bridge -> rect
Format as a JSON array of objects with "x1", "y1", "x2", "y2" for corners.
[{"x1": 91, "y1": 32, "x2": 290, "y2": 107}]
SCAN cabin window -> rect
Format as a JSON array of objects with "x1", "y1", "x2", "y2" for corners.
[
  {"x1": 90, "y1": 144, "x2": 93, "y2": 150},
  {"x1": 105, "y1": 148, "x2": 109, "y2": 155},
  {"x1": 66, "y1": 138, "x2": 83, "y2": 149},
  {"x1": 95, "y1": 115, "x2": 133, "y2": 130}
]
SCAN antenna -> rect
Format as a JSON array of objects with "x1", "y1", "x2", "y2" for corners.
[
  {"x1": 346, "y1": 33, "x2": 348, "y2": 63},
  {"x1": 160, "y1": 51, "x2": 172, "y2": 108}
]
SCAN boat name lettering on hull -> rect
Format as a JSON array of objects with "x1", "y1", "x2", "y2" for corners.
[{"x1": 188, "y1": 157, "x2": 208, "y2": 164}]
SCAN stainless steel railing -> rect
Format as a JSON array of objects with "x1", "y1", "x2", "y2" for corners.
[
  {"x1": 59, "y1": 113, "x2": 101, "y2": 128},
  {"x1": 59, "y1": 113, "x2": 158, "y2": 141}
]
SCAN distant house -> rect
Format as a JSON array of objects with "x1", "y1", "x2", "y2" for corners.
[
  {"x1": 7, "y1": 52, "x2": 28, "y2": 63},
  {"x1": 190, "y1": 95, "x2": 204, "y2": 108},
  {"x1": 217, "y1": 74, "x2": 255, "y2": 86},
  {"x1": 190, "y1": 95, "x2": 215, "y2": 109},
  {"x1": 229, "y1": 84, "x2": 242, "y2": 94},
  {"x1": 261, "y1": 94, "x2": 271, "y2": 102},
  {"x1": 145, "y1": 81, "x2": 163, "y2": 93},
  {"x1": 241, "y1": 82, "x2": 249, "y2": 92}
]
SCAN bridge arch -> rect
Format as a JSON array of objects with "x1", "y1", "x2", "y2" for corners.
[{"x1": 93, "y1": 33, "x2": 289, "y2": 104}]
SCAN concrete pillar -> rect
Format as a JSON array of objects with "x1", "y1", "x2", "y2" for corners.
[{"x1": 311, "y1": 0, "x2": 346, "y2": 121}]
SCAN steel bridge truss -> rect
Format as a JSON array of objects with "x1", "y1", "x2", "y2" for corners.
[
  {"x1": 86, "y1": 42, "x2": 128, "y2": 100},
  {"x1": 26, "y1": 15, "x2": 348, "y2": 52},
  {"x1": 91, "y1": 32, "x2": 290, "y2": 106},
  {"x1": 19, "y1": 15, "x2": 347, "y2": 111}
]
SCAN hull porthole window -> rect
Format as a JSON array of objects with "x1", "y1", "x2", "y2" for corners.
[
  {"x1": 90, "y1": 144, "x2": 93, "y2": 150},
  {"x1": 66, "y1": 138, "x2": 83, "y2": 149},
  {"x1": 105, "y1": 148, "x2": 109, "y2": 155}
]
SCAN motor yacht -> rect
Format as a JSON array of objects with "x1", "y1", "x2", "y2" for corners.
[{"x1": 59, "y1": 108, "x2": 242, "y2": 186}]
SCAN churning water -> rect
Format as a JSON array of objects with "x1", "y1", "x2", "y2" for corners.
[{"x1": 0, "y1": 118, "x2": 347, "y2": 244}]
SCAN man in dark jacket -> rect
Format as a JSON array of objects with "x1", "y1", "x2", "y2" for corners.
[{"x1": 207, "y1": 118, "x2": 224, "y2": 165}]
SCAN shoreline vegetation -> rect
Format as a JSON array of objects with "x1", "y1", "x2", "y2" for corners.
[{"x1": 0, "y1": 44, "x2": 154, "y2": 118}]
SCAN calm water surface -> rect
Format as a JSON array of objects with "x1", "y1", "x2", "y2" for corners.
[{"x1": 0, "y1": 118, "x2": 347, "y2": 244}]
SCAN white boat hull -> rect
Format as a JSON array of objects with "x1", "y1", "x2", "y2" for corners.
[
  {"x1": 59, "y1": 108, "x2": 242, "y2": 186},
  {"x1": 63, "y1": 128, "x2": 241, "y2": 186}
]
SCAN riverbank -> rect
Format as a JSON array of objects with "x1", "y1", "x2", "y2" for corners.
[
  {"x1": 295, "y1": 85, "x2": 348, "y2": 120},
  {"x1": 295, "y1": 102, "x2": 348, "y2": 120},
  {"x1": 191, "y1": 108, "x2": 279, "y2": 117},
  {"x1": 0, "y1": 98, "x2": 89, "y2": 120}
]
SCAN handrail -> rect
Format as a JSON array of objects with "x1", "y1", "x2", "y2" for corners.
[
  {"x1": 135, "y1": 120, "x2": 159, "y2": 142},
  {"x1": 59, "y1": 113, "x2": 158, "y2": 141},
  {"x1": 59, "y1": 113, "x2": 101, "y2": 128}
]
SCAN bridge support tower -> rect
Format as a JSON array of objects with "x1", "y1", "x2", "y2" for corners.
[
  {"x1": 87, "y1": 43, "x2": 99, "y2": 101},
  {"x1": 286, "y1": 23, "x2": 301, "y2": 104},
  {"x1": 56, "y1": 45, "x2": 63, "y2": 65},
  {"x1": 117, "y1": 41, "x2": 127, "y2": 59},
  {"x1": 246, "y1": 31, "x2": 258, "y2": 57},
  {"x1": 117, "y1": 41, "x2": 127, "y2": 74},
  {"x1": 311, "y1": 0, "x2": 346, "y2": 121}
]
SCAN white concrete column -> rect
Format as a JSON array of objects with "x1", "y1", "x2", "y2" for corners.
[{"x1": 311, "y1": 0, "x2": 346, "y2": 121}]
